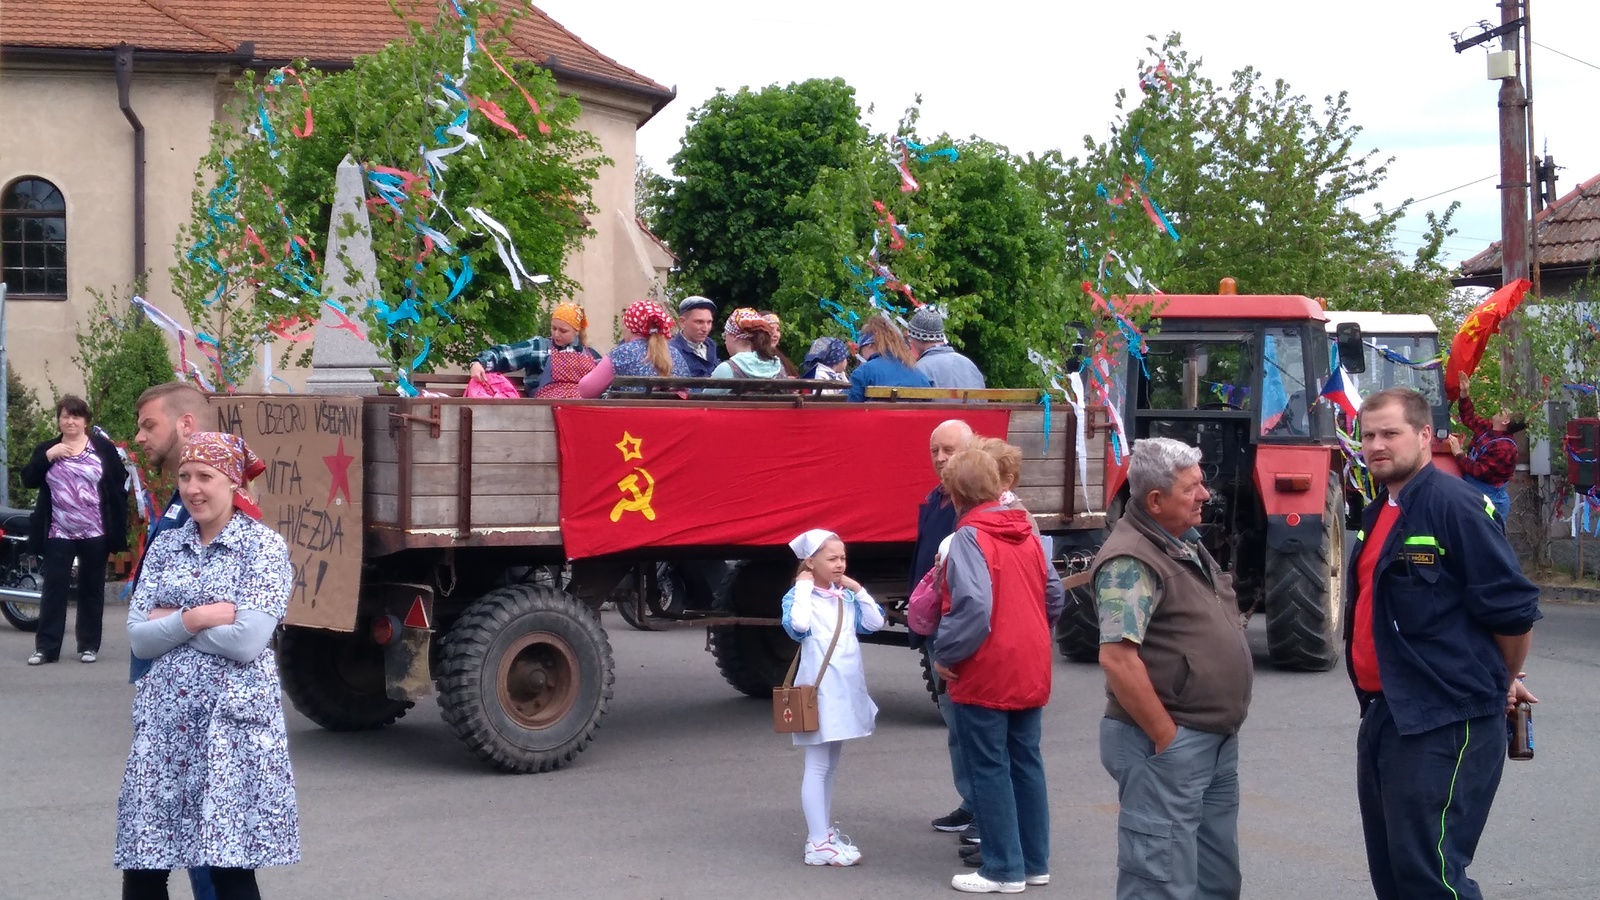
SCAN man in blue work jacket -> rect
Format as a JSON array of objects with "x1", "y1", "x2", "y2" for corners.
[{"x1": 1348, "y1": 387, "x2": 1541, "y2": 900}]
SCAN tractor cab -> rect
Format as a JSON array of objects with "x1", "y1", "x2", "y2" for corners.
[
  {"x1": 1074, "y1": 288, "x2": 1363, "y2": 671},
  {"x1": 1322, "y1": 312, "x2": 1450, "y2": 437}
]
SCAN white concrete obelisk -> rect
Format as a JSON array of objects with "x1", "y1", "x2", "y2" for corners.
[{"x1": 306, "y1": 155, "x2": 387, "y2": 394}]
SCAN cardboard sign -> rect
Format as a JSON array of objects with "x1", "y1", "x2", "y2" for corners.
[{"x1": 210, "y1": 396, "x2": 363, "y2": 630}]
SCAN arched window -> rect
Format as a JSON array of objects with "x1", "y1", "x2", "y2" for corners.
[{"x1": 1, "y1": 177, "x2": 67, "y2": 299}]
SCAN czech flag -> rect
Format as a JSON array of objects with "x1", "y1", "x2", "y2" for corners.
[{"x1": 1320, "y1": 367, "x2": 1362, "y2": 421}]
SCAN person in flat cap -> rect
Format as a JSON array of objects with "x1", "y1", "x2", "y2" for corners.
[
  {"x1": 672, "y1": 295, "x2": 721, "y2": 378},
  {"x1": 905, "y1": 306, "x2": 986, "y2": 391}
]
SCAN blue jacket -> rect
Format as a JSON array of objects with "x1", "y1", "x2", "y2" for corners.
[
  {"x1": 916, "y1": 345, "x2": 986, "y2": 390},
  {"x1": 670, "y1": 333, "x2": 720, "y2": 379},
  {"x1": 1344, "y1": 463, "x2": 1541, "y2": 735},
  {"x1": 848, "y1": 354, "x2": 931, "y2": 402}
]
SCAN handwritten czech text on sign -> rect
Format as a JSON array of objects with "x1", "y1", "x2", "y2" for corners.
[{"x1": 210, "y1": 396, "x2": 363, "y2": 630}]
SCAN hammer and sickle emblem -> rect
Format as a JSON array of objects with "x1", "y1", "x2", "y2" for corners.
[{"x1": 609, "y1": 467, "x2": 657, "y2": 522}]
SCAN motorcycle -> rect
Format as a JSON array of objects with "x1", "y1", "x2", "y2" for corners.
[{"x1": 0, "y1": 505, "x2": 43, "y2": 631}]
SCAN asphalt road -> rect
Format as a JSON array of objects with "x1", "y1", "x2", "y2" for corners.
[{"x1": 2, "y1": 603, "x2": 1597, "y2": 900}]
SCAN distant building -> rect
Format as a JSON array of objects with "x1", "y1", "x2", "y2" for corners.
[
  {"x1": 0, "y1": 0, "x2": 674, "y2": 393},
  {"x1": 1455, "y1": 172, "x2": 1600, "y2": 302}
]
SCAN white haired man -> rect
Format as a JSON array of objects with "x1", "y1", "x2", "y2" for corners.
[{"x1": 1093, "y1": 437, "x2": 1253, "y2": 900}]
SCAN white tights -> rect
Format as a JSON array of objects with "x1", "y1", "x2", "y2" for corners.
[{"x1": 801, "y1": 741, "x2": 844, "y2": 844}]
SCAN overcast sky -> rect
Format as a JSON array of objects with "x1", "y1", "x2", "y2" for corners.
[{"x1": 536, "y1": 0, "x2": 1600, "y2": 269}]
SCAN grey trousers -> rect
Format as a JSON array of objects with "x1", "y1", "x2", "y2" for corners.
[{"x1": 1101, "y1": 717, "x2": 1242, "y2": 900}]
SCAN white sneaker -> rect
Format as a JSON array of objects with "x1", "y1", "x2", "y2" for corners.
[
  {"x1": 828, "y1": 826, "x2": 858, "y2": 853},
  {"x1": 1025, "y1": 873, "x2": 1050, "y2": 885},
  {"x1": 952, "y1": 871, "x2": 1025, "y2": 893},
  {"x1": 805, "y1": 836, "x2": 861, "y2": 867}
]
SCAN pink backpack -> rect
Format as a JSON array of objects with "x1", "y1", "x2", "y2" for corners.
[
  {"x1": 464, "y1": 372, "x2": 521, "y2": 399},
  {"x1": 907, "y1": 564, "x2": 945, "y2": 636}
]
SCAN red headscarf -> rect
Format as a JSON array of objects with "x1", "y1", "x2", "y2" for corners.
[
  {"x1": 621, "y1": 300, "x2": 674, "y2": 338},
  {"x1": 180, "y1": 432, "x2": 267, "y2": 520}
]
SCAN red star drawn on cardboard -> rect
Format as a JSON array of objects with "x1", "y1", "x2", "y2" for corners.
[{"x1": 324, "y1": 437, "x2": 355, "y2": 505}]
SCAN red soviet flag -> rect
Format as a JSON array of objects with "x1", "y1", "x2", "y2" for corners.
[{"x1": 552, "y1": 405, "x2": 1012, "y2": 559}]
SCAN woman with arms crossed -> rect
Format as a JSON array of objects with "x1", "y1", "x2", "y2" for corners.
[{"x1": 117, "y1": 433, "x2": 299, "y2": 900}]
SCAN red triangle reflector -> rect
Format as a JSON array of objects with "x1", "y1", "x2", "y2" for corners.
[{"x1": 404, "y1": 596, "x2": 430, "y2": 630}]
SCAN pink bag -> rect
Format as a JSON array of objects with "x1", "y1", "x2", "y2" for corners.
[
  {"x1": 907, "y1": 565, "x2": 944, "y2": 636},
  {"x1": 464, "y1": 372, "x2": 521, "y2": 399}
]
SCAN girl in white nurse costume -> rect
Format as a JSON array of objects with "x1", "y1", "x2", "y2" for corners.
[{"x1": 780, "y1": 528, "x2": 885, "y2": 867}]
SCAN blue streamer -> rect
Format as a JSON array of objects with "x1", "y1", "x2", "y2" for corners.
[{"x1": 1040, "y1": 393, "x2": 1051, "y2": 455}]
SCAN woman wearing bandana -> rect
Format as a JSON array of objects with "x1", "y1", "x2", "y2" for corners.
[
  {"x1": 469, "y1": 302, "x2": 602, "y2": 398},
  {"x1": 801, "y1": 337, "x2": 852, "y2": 393},
  {"x1": 117, "y1": 433, "x2": 299, "y2": 899},
  {"x1": 578, "y1": 300, "x2": 692, "y2": 397},
  {"x1": 710, "y1": 308, "x2": 787, "y2": 383}
]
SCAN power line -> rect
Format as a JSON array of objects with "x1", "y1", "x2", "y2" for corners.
[
  {"x1": 1533, "y1": 40, "x2": 1600, "y2": 72},
  {"x1": 1364, "y1": 174, "x2": 1498, "y2": 220}
]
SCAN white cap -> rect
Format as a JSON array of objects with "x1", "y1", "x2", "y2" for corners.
[{"x1": 788, "y1": 528, "x2": 839, "y2": 559}]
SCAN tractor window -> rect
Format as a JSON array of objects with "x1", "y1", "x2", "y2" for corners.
[
  {"x1": 1359, "y1": 335, "x2": 1444, "y2": 405},
  {"x1": 1261, "y1": 327, "x2": 1312, "y2": 437},
  {"x1": 1139, "y1": 338, "x2": 1254, "y2": 412}
]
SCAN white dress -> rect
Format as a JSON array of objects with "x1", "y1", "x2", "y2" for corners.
[{"x1": 780, "y1": 581, "x2": 885, "y2": 746}]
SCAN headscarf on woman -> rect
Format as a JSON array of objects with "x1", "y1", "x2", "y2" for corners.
[
  {"x1": 551, "y1": 302, "x2": 588, "y2": 335},
  {"x1": 623, "y1": 300, "x2": 675, "y2": 338},
  {"x1": 804, "y1": 337, "x2": 849, "y2": 371},
  {"x1": 179, "y1": 432, "x2": 267, "y2": 520},
  {"x1": 724, "y1": 307, "x2": 781, "y2": 342}
]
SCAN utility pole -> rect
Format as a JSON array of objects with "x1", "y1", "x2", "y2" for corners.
[{"x1": 1494, "y1": 0, "x2": 1533, "y2": 399}]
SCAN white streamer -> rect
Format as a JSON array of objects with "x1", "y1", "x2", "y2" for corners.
[{"x1": 465, "y1": 205, "x2": 548, "y2": 290}]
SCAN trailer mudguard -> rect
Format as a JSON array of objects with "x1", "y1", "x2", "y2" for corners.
[{"x1": 1254, "y1": 446, "x2": 1334, "y2": 552}]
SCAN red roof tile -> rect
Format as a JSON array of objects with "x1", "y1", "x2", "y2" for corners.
[
  {"x1": 1459, "y1": 171, "x2": 1600, "y2": 277},
  {"x1": 2, "y1": 0, "x2": 670, "y2": 101},
  {"x1": 0, "y1": 0, "x2": 235, "y2": 53}
]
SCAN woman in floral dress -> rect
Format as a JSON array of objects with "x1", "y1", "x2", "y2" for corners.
[{"x1": 117, "y1": 432, "x2": 299, "y2": 899}]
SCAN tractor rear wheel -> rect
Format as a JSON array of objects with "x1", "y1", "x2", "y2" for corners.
[{"x1": 1263, "y1": 473, "x2": 1345, "y2": 672}]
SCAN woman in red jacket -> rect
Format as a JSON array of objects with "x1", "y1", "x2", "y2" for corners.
[{"x1": 932, "y1": 450, "x2": 1066, "y2": 893}]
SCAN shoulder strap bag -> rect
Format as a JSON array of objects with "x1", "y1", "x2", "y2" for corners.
[{"x1": 773, "y1": 591, "x2": 846, "y2": 734}]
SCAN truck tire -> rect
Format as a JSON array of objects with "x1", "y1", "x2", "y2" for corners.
[
  {"x1": 278, "y1": 626, "x2": 413, "y2": 731},
  {"x1": 436, "y1": 584, "x2": 613, "y2": 773},
  {"x1": 710, "y1": 625, "x2": 796, "y2": 698},
  {"x1": 1263, "y1": 474, "x2": 1345, "y2": 672},
  {"x1": 709, "y1": 562, "x2": 795, "y2": 698}
]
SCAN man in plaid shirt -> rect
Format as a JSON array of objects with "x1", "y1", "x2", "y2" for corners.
[{"x1": 1447, "y1": 373, "x2": 1524, "y2": 521}]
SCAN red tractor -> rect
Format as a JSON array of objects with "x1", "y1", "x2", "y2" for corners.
[{"x1": 1053, "y1": 288, "x2": 1368, "y2": 671}]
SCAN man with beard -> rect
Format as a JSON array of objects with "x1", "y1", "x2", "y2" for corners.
[{"x1": 1350, "y1": 388, "x2": 1541, "y2": 900}]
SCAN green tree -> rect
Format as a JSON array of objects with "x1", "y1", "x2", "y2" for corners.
[
  {"x1": 1026, "y1": 33, "x2": 1460, "y2": 315},
  {"x1": 173, "y1": 0, "x2": 603, "y2": 386},
  {"x1": 73, "y1": 287, "x2": 175, "y2": 445},
  {"x1": 5, "y1": 368, "x2": 57, "y2": 508},
  {"x1": 774, "y1": 107, "x2": 1078, "y2": 386},
  {"x1": 657, "y1": 78, "x2": 869, "y2": 310}
]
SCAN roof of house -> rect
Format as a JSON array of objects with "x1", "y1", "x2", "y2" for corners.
[
  {"x1": 3, "y1": 1, "x2": 236, "y2": 54},
  {"x1": 1458, "y1": 171, "x2": 1600, "y2": 280},
  {"x1": 1, "y1": 0, "x2": 671, "y2": 104}
]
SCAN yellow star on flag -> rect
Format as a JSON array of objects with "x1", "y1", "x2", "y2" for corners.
[{"x1": 616, "y1": 431, "x2": 644, "y2": 462}]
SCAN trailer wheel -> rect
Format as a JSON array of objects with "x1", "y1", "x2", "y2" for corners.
[
  {"x1": 1263, "y1": 474, "x2": 1345, "y2": 672},
  {"x1": 436, "y1": 584, "x2": 613, "y2": 773},
  {"x1": 709, "y1": 562, "x2": 795, "y2": 698},
  {"x1": 918, "y1": 645, "x2": 942, "y2": 705},
  {"x1": 278, "y1": 627, "x2": 413, "y2": 731},
  {"x1": 710, "y1": 625, "x2": 796, "y2": 698}
]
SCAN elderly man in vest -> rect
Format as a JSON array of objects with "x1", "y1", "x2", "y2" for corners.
[{"x1": 1093, "y1": 437, "x2": 1253, "y2": 900}]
